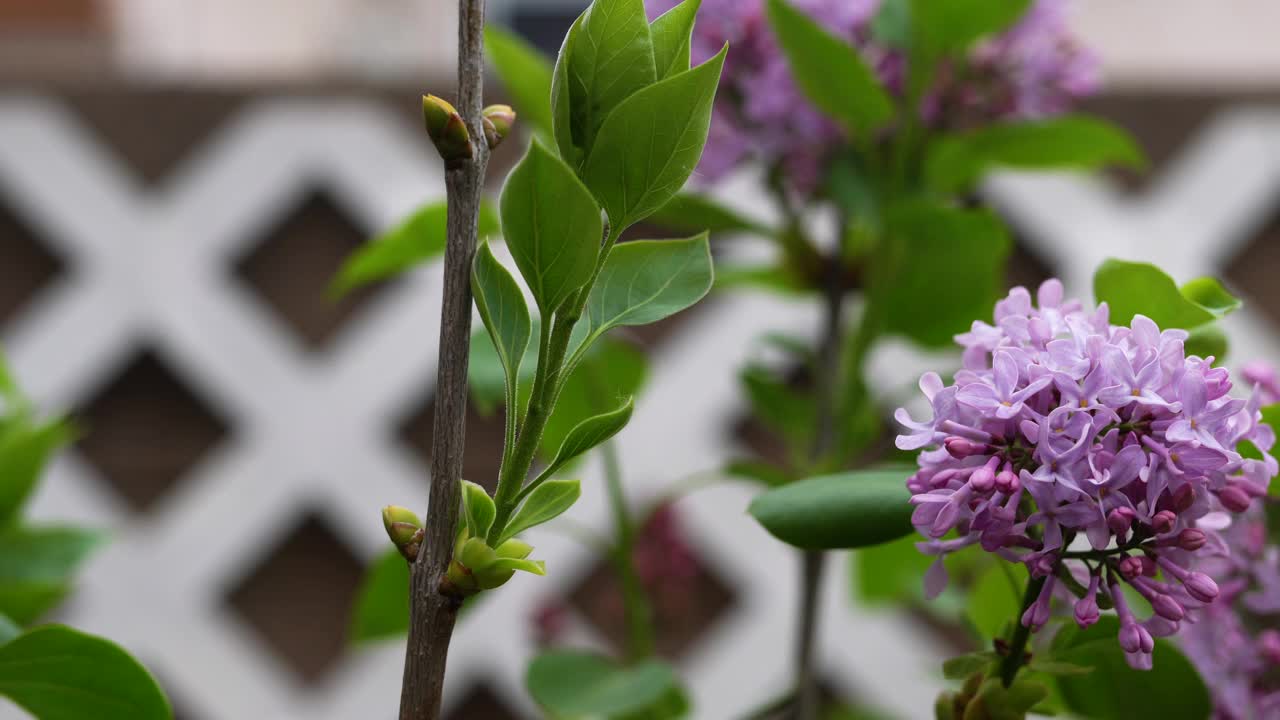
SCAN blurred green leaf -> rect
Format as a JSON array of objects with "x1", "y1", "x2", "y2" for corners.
[
  {"x1": 349, "y1": 548, "x2": 410, "y2": 643},
  {"x1": 909, "y1": 0, "x2": 1031, "y2": 60},
  {"x1": 851, "y1": 533, "x2": 932, "y2": 605},
  {"x1": 485, "y1": 25, "x2": 554, "y2": 139},
  {"x1": 924, "y1": 115, "x2": 1144, "y2": 194},
  {"x1": 1093, "y1": 260, "x2": 1235, "y2": 330},
  {"x1": 0, "y1": 625, "x2": 170, "y2": 720},
  {"x1": 0, "y1": 415, "x2": 72, "y2": 527},
  {"x1": 647, "y1": 192, "x2": 773, "y2": 237},
  {"x1": 942, "y1": 650, "x2": 997, "y2": 680},
  {"x1": 527, "y1": 650, "x2": 687, "y2": 719},
  {"x1": 329, "y1": 201, "x2": 499, "y2": 298},
  {"x1": 1180, "y1": 276, "x2": 1242, "y2": 318},
  {"x1": 1184, "y1": 325, "x2": 1228, "y2": 361},
  {"x1": 715, "y1": 266, "x2": 810, "y2": 296},
  {"x1": 0, "y1": 526, "x2": 104, "y2": 624},
  {"x1": 876, "y1": 201, "x2": 1010, "y2": 347},
  {"x1": 726, "y1": 459, "x2": 793, "y2": 488},
  {"x1": 966, "y1": 561, "x2": 1027, "y2": 640},
  {"x1": 739, "y1": 365, "x2": 815, "y2": 457},
  {"x1": 748, "y1": 470, "x2": 914, "y2": 550},
  {"x1": 765, "y1": 0, "x2": 893, "y2": 134},
  {"x1": 650, "y1": 0, "x2": 702, "y2": 78},
  {"x1": 583, "y1": 47, "x2": 727, "y2": 230}
]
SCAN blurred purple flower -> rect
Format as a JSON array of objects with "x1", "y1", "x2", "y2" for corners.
[
  {"x1": 897, "y1": 279, "x2": 1274, "y2": 670},
  {"x1": 645, "y1": 0, "x2": 1099, "y2": 197}
]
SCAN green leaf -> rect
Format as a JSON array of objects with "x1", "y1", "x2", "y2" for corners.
[
  {"x1": 1027, "y1": 659, "x2": 1094, "y2": 677},
  {"x1": 349, "y1": 547, "x2": 410, "y2": 643},
  {"x1": 876, "y1": 201, "x2": 1010, "y2": 347},
  {"x1": 487, "y1": 557, "x2": 547, "y2": 576},
  {"x1": 942, "y1": 651, "x2": 997, "y2": 680},
  {"x1": 0, "y1": 526, "x2": 103, "y2": 624},
  {"x1": 527, "y1": 650, "x2": 686, "y2": 719},
  {"x1": 462, "y1": 481, "x2": 497, "y2": 539},
  {"x1": 0, "y1": 613, "x2": 18, "y2": 645},
  {"x1": 0, "y1": 625, "x2": 170, "y2": 720},
  {"x1": 910, "y1": 0, "x2": 1032, "y2": 60},
  {"x1": 1185, "y1": 325, "x2": 1228, "y2": 361},
  {"x1": 1093, "y1": 259, "x2": 1225, "y2": 330},
  {"x1": 485, "y1": 25, "x2": 555, "y2": 139},
  {"x1": 739, "y1": 365, "x2": 815, "y2": 455},
  {"x1": 0, "y1": 352, "x2": 20, "y2": 407},
  {"x1": 870, "y1": 0, "x2": 910, "y2": 48},
  {"x1": 574, "y1": 235, "x2": 714, "y2": 357},
  {"x1": 650, "y1": 0, "x2": 702, "y2": 78},
  {"x1": 500, "y1": 140, "x2": 603, "y2": 313},
  {"x1": 542, "y1": 338, "x2": 648, "y2": 463},
  {"x1": 765, "y1": 0, "x2": 893, "y2": 134},
  {"x1": 924, "y1": 115, "x2": 1145, "y2": 194},
  {"x1": 541, "y1": 397, "x2": 634, "y2": 481},
  {"x1": 582, "y1": 47, "x2": 727, "y2": 230},
  {"x1": 1052, "y1": 617, "x2": 1210, "y2": 720},
  {"x1": 554, "y1": 0, "x2": 657, "y2": 162},
  {"x1": 726, "y1": 458, "x2": 793, "y2": 488},
  {"x1": 748, "y1": 470, "x2": 914, "y2": 550},
  {"x1": 967, "y1": 561, "x2": 1027, "y2": 640},
  {"x1": 1180, "y1": 276, "x2": 1242, "y2": 318},
  {"x1": 472, "y1": 241, "x2": 532, "y2": 422},
  {"x1": 647, "y1": 192, "x2": 773, "y2": 236},
  {"x1": 715, "y1": 265, "x2": 811, "y2": 296},
  {"x1": 851, "y1": 533, "x2": 934, "y2": 605},
  {"x1": 500, "y1": 479, "x2": 582, "y2": 544},
  {"x1": 0, "y1": 416, "x2": 72, "y2": 526},
  {"x1": 329, "y1": 201, "x2": 499, "y2": 298}
]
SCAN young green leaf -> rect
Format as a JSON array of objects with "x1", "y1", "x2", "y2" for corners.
[
  {"x1": 748, "y1": 470, "x2": 914, "y2": 550},
  {"x1": 500, "y1": 140, "x2": 603, "y2": 313},
  {"x1": 0, "y1": 613, "x2": 18, "y2": 645},
  {"x1": 554, "y1": 0, "x2": 657, "y2": 161},
  {"x1": 582, "y1": 46, "x2": 727, "y2": 230},
  {"x1": 0, "y1": 625, "x2": 171, "y2": 720},
  {"x1": 740, "y1": 365, "x2": 816, "y2": 454},
  {"x1": 924, "y1": 115, "x2": 1145, "y2": 194},
  {"x1": 1185, "y1": 325, "x2": 1229, "y2": 361},
  {"x1": 851, "y1": 533, "x2": 935, "y2": 605},
  {"x1": 1052, "y1": 617, "x2": 1210, "y2": 719},
  {"x1": 540, "y1": 397, "x2": 634, "y2": 482},
  {"x1": 472, "y1": 241, "x2": 532, "y2": 421},
  {"x1": 349, "y1": 547, "x2": 410, "y2": 643},
  {"x1": 647, "y1": 191, "x2": 774, "y2": 236},
  {"x1": 942, "y1": 651, "x2": 997, "y2": 680},
  {"x1": 0, "y1": 526, "x2": 104, "y2": 624},
  {"x1": 909, "y1": 0, "x2": 1032, "y2": 60},
  {"x1": 0, "y1": 351, "x2": 20, "y2": 407},
  {"x1": 967, "y1": 561, "x2": 1028, "y2": 640},
  {"x1": 650, "y1": 0, "x2": 702, "y2": 78},
  {"x1": 461, "y1": 480, "x2": 497, "y2": 539},
  {"x1": 527, "y1": 650, "x2": 686, "y2": 718},
  {"x1": 329, "y1": 201, "x2": 500, "y2": 298},
  {"x1": 0, "y1": 416, "x2": 72, "y2": 526},
  {"x1": 875, "y1": 201, "x2": 1010, "y2": 347},
  {"x1": 485, "y1": 25, "x2": 554, "y2": 139},
  {"x1": 1093, "y1": 260, "x2": 1224, "y2": 330},
  {"x1": 541, "y1": 337, "x2": 647, "y2": 463},
  {"x1": 500, "y1": 479, "x2": 581, "y2": 544},
  {"x1": 765, "y1": 0, "x2": 893, "y2": 134},
  {"x1": 573, "y1": 235, "x2": 713, "y2": 357},
  {"x1": 1180, "y1": 276, "x2": 1242, "y2": 318}
]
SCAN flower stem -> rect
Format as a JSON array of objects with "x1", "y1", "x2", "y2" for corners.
[
  {"x1": 999, "y1": 574, "x2": 1047, "y2": 687},
  {"x1": 601, "y1": 440, "x2": 656, "y2": 661}
]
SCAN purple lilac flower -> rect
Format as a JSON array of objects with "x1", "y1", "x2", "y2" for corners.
[
  {"x1": 644, "y1": 0, "x2": 1099, "y2": 197},
  {"x1": 896, "y1": 279, "x2": 1275, "y2": 670},
  {"x1": 1183, "y1": 507, "x2": 1280, "y2": 719}
]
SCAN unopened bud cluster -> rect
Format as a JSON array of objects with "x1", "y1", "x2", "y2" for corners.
[
  {"x1": 422, "y1": 95, "x2": 517, "y2": 167},
  {"x1": 899, "y1": 279, "x2": 1276, "y2": 670}
]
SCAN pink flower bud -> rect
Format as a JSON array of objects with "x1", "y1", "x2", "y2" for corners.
[
  {"x1": 1218, "y1": 485, "x2": 1252, "y2": 513},
  {"x1": 1151, "y1": 510, "x2": 1177, "y2": 535},
  {"x1": 995, "y1": 467, "x2": 1020, "y2": 494},
  {"x1": 1107, "y1": 507, "x2": 1136, "y2": 535},
  {"x1": 1259, "y1": 630, "x2": 1280, "y2": 666},
  {"x1": 1184, "y1": 571, "x2": 1219, "y2": 602},
  {"x1": 1150, "y1": 593, "x2": 1186, "y2": 622},
  {"x1": 1172, "y1": 484, "x2": 1196, "y2": 513},
  {"x1": 1177, "y1": 528, "x2": 1206, "y2": 551},
  {"x1": 945, "y1": 437, "x2": 987, "y2": 459},
  {"x1": 969, "y1": 458, "x2": 999, "y2": 493},
  {"x1": 1118, "y1": 555, "x2": 1144, "y2": 580},
  {"x1": 1139, "y1": 556, "x2": 1158, "y2": 577},
  {"x1": 1119, "y1": 621, "x2": 1153, "y2": 653}
]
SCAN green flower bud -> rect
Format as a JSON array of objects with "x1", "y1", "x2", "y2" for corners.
[
  {"x1": 422, "y1": 94, "x2": 473, "y2": 168},
  {"x1": 481, "y1": 104, "x2": 515, "y2": 149},
  {"x1": 382, "y1": 505, "x2": 424, "y2": 561}
]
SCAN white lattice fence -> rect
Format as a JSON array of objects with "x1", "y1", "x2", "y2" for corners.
[{"x1": 0, "y1": 96, "x2": 1278, "y2": 719}]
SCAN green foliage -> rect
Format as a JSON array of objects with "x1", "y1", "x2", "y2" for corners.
[
  {"x1": 527, "y1": 650, "x2": 688, "y2": 719},
  {"x1": 349, "y1": 548, "x2": 410, "y2": 643},
  {"x1": 0, "y1": 415, "x2": 72, "y2": 528},
  {"x1": 924, "y1": 115, "x2": 1144, "y2": 194},
  {"x1": 485, "y1": 25, "x2": 555, "y2": 139},
  {"x1": 765, "y1": 0, "x2": 893, "y2": 134},
  {"x1": 1093, "y1": 259, "x2": 1240, "y2": 332},
  {"x1": 0, "y1": 527, "x2": 103, "y2": 625},
  {"x1": 462, "y1": 480, "x2": 498, "y2": 539},
  {"x1": 500, "y1": 140, "x2": 603, "y2": 313},
  {"x1": 501, "y1": 479, "x2": 582, "y2": 545},
  {"x1": 748, "y1": 470, "x2": 914, "y2": 550},
  {"x1": 941, "y1": 651, "x2": 997, "y2": 680},
  {"x1": 739, "y1": 365, "x2": 815, "y2": 459},
  {"x1": 582, "y1": 46, "x2": 727, "y2": 230},
  {"x1": 472, "y1": 241, "x2": 532, "y2": 423},
  {"x1": 647, "y1": 192, "x2": 772, "y2": 237},
  {"x1": 542, "y1": 337, "x2": 648, "y2": 463},
  {"x1": 851, "y1": 534, "x2": 933, "y2": 605},
  {"x1": 1050, "y1": 617, "x2": 1210, "y2": 720},
  {"x1": 908, "y1": 0, "x2": 1032, "y2": 61},
  {"x1": 573, "y1": 235, "x2": 714, "y2": 359},
  {"x1": 650, "y1": 0, "x2": 702, "y2": 79},
  {"x1": 876, "y1": 201, "x2": 1011, "y2": 347},
  {"x1": 966, "y1": 561, "x2": 1027, "y2": 640},
  {"x1": 0, "y1": 614, "x2": 18, "y2": 645},
  {"x1": 0, "y1": 625, "x2": 171, "y2": 720},
  {"x1": 553, "y1": 0, "x2": 657, "y2": 164},
  {"x1": 540, "y1": 397, "x2": 635, "y2": 482},
  {"x1": 329, "y1": 201, "x2": 499, "y2": 297}
]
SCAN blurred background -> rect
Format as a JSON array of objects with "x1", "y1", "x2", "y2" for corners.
[{"x1": 2, "y1": 1, "x2": 1280, "y2": 718}]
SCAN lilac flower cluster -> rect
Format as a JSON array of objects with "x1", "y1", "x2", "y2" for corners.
[
  {"x1": 897, "y1": 279, "x2": 1276, "y2": 669},
  {"x1": 644, "y1": 0, "x2": 1099, "y2": 196}
]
